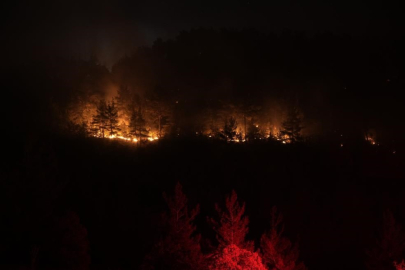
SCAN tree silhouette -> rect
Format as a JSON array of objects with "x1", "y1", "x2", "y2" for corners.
[
  {"x1": 130, "y1": 108, "x2": 149, "y2": 141},
  {"x1": 209, "y1": 190, "x2": 251, "y2": 250},
  {"x1": 280, "y1": 107, "x2": 302, "y2": 143},
  {"x1": 90, "y1": 99, "x2": 108, "y2": 137},
  {"x1": 246, "y1": 119, "x2": 261, "y2": 141},
  {"x1": 366, "y1": 210, "x2": 405, "y2": 270},
  {"x1": 41, "y1": 211, "x2": 90, "y2": 270},
  {"x1": 105, "y1": 99, "x2": 120, "y2": 137},
  {"x1": 223, "y1": 117, "x2": 238, "y2": 141},
  {"x1": 260, "y1": 206, "x2": 307, "y2": 270},
  {"x1": 145, "y1": 92, "x2": 173, "y2": 139},
  {"x1": 143, "y1": 182, "x2": 204, "y2": 270}
]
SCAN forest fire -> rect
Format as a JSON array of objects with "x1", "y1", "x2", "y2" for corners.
[
  {"x1": 4, "y1": 1, "x2": 405, "y2": 269},
  {"x1": 69, "y1": 93, "x2": 304, "y2": 145}
]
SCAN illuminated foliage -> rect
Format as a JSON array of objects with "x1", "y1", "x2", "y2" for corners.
[
  {"x1": 209, "y1": 190, "x2": 252, "y2": 250},
  {"x1": 395, "y1": 260, "x2": 405, "y2": 270},
  {"x1": 209, "y1": 244, "x2": 267, "y2": 270},
  {"x1": 260, "y1": 207, "x2": 307, "y2": 270},
  {"x1": 144, "y1": 183, "x2": 204, "y2": 270},
  {"x1": 366, "y1": 210, "x2": 405, "y2": 270}
]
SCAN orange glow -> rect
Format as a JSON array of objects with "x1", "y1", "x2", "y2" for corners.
[{"x1": 93, "y1": 134, "x2": 159, "y2": 144}]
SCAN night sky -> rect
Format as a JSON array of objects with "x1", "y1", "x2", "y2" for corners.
[{"x1": 4, "y1": 0, "x2": 404, "y2": 67}]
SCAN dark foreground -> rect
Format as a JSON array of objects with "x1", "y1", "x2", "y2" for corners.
[{"x1": 1, "y1": 135, "x2": 404, "y2": 270}]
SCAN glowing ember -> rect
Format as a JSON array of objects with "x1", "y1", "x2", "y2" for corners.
[
  {"x1": 365, "y1": 135, "x2": 377, "y2": 145},
  {"x1": 93, "y1": 133, "x2": 159, "y2": 144}
]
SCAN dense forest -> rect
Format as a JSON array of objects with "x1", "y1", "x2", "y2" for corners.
[
  {"x1": 5, "y1": 29, "x2": 405, "y2": 144},
  {"x1": 2, "y1": 29, "x2": 405, "y2": 270}
]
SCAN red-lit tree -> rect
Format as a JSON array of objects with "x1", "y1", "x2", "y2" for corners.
[
  {"x1": 209, "y1": 190, "x2": 252, "y2": 250},
  {"x1": 395, "y1": 260, "x2": 405, "y2": 270},
  {"x1": 366, "y1": 210, "x2": 405, "y2": 270},
  {"x1": 144, "y1": 182, "x2": 204, "y2": 270},
  {"x1": 260, "y1": 207, "x2": 307, "y2": 270},
  {"x1": 209, "y1": 244, "x2": 267, "y2": 270}
]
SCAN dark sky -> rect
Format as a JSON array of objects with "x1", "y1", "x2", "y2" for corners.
[{"x1": 3, "y1": 0, "x2": 404, "y2": 67}]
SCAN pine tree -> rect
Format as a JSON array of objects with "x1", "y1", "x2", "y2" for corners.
[
  {"x1": 260, "y1": 206, "x2": 307, "y2": 270},
  {"x1": 366, "y1": 210, "x2": 405, "y2": 270},
  {"x1": 130, "y1": 107, "x2": 149, "y2": 141},
  {"x1": 105, "y1": 99, "x2": 120, "y2": 137},
  {"x1": 209, "y1": 244, "x2": 267, "y2": 270},
  {"x1": 280, "y1": 107, "x2": 302, "y2": 143},
  {"x1": 209, "y1": 190, "x2": 251, "y2": 250},
  {"x1": 144, "y1": 183, "x2": 204, "y2": 270},
  {"x1": 90, "y1": 99, "x2": 108, "y2": 137}
]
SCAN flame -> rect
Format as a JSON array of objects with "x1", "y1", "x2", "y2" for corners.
[{"x1": 93, "y1": 134, "x2": 159, "y2": 144}]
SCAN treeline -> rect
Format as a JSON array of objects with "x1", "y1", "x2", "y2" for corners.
[{"x1": 5, "y1": 29, "x2": 405, "y2": 144}]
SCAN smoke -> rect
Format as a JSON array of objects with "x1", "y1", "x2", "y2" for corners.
[{"x1": 4, "y1": 0, "x2": 148, "y2": 69}]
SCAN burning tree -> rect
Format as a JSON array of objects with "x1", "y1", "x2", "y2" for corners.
[
  {"x1": 90, "y1": 99, "x2": 108, "y2": 137},
  {"x1": 260, "y1": 206, "x2": 307, "y2": 270},
  {"x1": 366, "y1": 210, "x2": 405, "y2": 270},
  {"x1": 208, "y1": 190, "x2": 252, "y2": 250},
  {"x1": 280, "y1": 107, "x2": 302, "y2": 143},
  {"x1": 143, "y1": 183, "x2": 204, "y2": 270}
]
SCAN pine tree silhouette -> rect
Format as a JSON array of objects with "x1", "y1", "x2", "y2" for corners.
[
  {"x1": 144, "y1": 183, "x2": 204, "y2": 270},
  {"x1": 280, "y1": 107, "x2": 302, "y2": 143},
  {"x1": 209, "y1": 190, "x2": 252, "y2": 250},
  {"x1": 105, "y1": 99, "x2": 120, "y2": 136},
  {"x1": 260, "y1": 206, "x2": 307, "y2": 270},
  {"x1": 90, "y1": 99, "x2": 108, "y2": 137}
]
